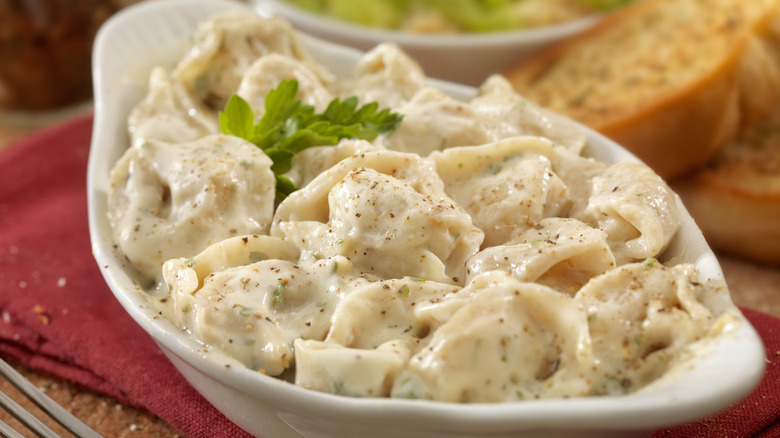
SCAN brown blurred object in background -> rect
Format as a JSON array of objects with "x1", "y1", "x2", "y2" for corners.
[{"x1": 0, "y1": 0, "x2": 138, "y2": 111}]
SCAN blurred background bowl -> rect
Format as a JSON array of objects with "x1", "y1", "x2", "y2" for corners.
[{"x1": 254, "y1": 0, "x2": 605, "y2": 86}]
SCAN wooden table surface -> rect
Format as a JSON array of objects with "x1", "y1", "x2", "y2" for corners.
[{"x1": 1, "y1": 118, "x2": 779, "y2": 437}]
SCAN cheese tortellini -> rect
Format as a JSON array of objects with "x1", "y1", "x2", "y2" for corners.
[
  {"x1": 272, "y1": 150, "x2": 484, "y2": 284},
  {"x1": 171, "y1": 11, "x2": 324, "y2": 109},
  {"x1": 107, "y1": 11, "x2": 738, "y2": 403},
  {"x1": 108, "y1": 134, "x2": 275, "y2": 283}
]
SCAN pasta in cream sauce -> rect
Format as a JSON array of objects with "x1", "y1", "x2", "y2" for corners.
[{"x1": 107, "y1": 11, "x2": 736, "y2": 402}]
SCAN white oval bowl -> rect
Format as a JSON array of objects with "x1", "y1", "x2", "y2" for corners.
[
  {"x1": 87, "y1": 1, "x2": 766, "y2": 437},
  {"x1": 253, "y1": 0, "x2": 601, "y2": 86}
]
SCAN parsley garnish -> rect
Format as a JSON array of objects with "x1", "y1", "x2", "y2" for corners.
[{"x1": 219, "y1": 79, "x2": 403, "y2": 204}]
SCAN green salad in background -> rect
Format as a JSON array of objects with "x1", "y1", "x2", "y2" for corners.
[{"x1": 281, "y1": 0, "x2": 634, "y2": 33}]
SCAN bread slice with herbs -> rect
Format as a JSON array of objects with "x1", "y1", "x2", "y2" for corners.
[
  {"x1": 504, "y1": 0, "x2": 780, "y2": 179},
  {"x1": 673, "y1": 102, "x2": 780, "y2": 266}
]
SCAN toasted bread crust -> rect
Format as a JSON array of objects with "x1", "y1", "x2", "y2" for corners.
[
  {"x1": 504, "y1": 0, "x2": 780, "y2": 179},
  {"x1": 675, "y1": 177, "x2": 780, "y2": 265},
  {"x1": 738, "y1": 19, "x2": 780, "y2": 127},
  {"x1": 595, "y1": 57, "x2": 742, "y2": 179},
  {"x1": 673, "y1": 103, "x2": 780, "y2": 266}
]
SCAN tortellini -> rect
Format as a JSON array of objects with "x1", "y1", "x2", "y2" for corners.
[
  {"x1": 385, "y1": 76, "x2": 587, "y2": 156},
  {"x1": 108, "y1": 11, "x2": 734, "y2": 404},
  {"x1": 127, "y1": 67, "x2": 218, "y2": 148},
  {"x1": 236, "y1": 53, "x2": 335, "y2": 116},
  {"x1": 465, "y1": 217, "x2": 615, "y2": 295},
  {"x1": 570, "y1": 162, "x2": 680, "y2": 264},
  {"x1": 431, "y1": 137, "x2": 571, "y2": 246},
  {"x1": 164, "y1": 235, "x2": 347, "y2": 375},
  {"x1": 577, "y1": 260, "x2": 719, "y2": 395},
  {"x1": 391, "y1": 272, "x2": 595, "y2": 402},
  {"x1": 272, "y1": 150, "x2": 484, "y2": 284},
  {"x1": 333, "y1": 42, "x2": 427, "y2": 109},
  {"x1": 293, "y1": 278, "x2": 460, "y2": 397},
  {"x1": 171, "y1": 11, "x2": 328, "y2": 109},
  {"x1": 470, "y1": 76, "x2": 588, "y2": 155},
  {"x1": 108, "y1": 134, "x2": 275, "y2": 283}
]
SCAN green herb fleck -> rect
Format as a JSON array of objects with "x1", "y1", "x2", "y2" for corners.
[
  {"x1": 194, "y1": 75, "x2": 209, "y2": 92},
  {"x1": 642, "y1": 257, "x2": 658, "y2": 270},
  {"x1": 249, "y1": 251, "x2": 268, "y2": 263},
  {"x1": 473, "y1": 338, "x2": 483, "y2": 361},
  {"x1": 484, "y1": 164, "x2": 500, "y2": 175},
  {"x1": 608, "y1": 376, "x2": 632, "y2": 394},
  {"x1": 272, "y1": 282, "x2": 287, "y2": 306},
  {"x1": 500, "y1": 335, "x2": 511, "y2": 362},
  {"x1": 331, "y1": 380, "x2": 347, "y2": 395}
]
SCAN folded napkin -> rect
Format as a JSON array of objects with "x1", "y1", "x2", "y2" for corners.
[
  {"x1": 0, "y1": 114, "x2": 776, "y2": 438},
  {"x1": 0, "y1": 114, "x2": 250, "y2": 438}
]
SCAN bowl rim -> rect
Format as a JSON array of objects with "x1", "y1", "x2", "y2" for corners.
[
  {"x1": 255, "y1": 0, "x2": 603, "y2": 48},
  {"x1": 87, "y1": 0, "x2": 766, "y2": 434}
]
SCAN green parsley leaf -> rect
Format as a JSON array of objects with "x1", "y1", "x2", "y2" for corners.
[
  {"x1": 220, "y1": 94, "x2": 255, "y2": 139},
  {"x1": 275, "y1": 174, "x2": 298, "y2": 204},
  {"x1": 218, "y1": 79, "x2": 403, "y2": 206}
]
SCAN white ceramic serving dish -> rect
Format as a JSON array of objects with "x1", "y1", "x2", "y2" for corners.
[
  {"x1": 253, "y1": 0, "x2": 601, "y2": 86},
  {"x1": 87, "y1": 1, "x2": 766, "y2": 437}
]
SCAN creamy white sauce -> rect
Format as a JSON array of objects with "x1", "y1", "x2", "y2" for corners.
[{"x1": 107, "y1": 10, "x2": 738, "y2": 402}]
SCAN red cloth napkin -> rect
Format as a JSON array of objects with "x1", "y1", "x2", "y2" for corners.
[
  {"x1": 0, "y1": 114, "x2": 777, "y2": 438},
  {"x1": 0, "y1": 114, "x2": 251, "y2": 438}
]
